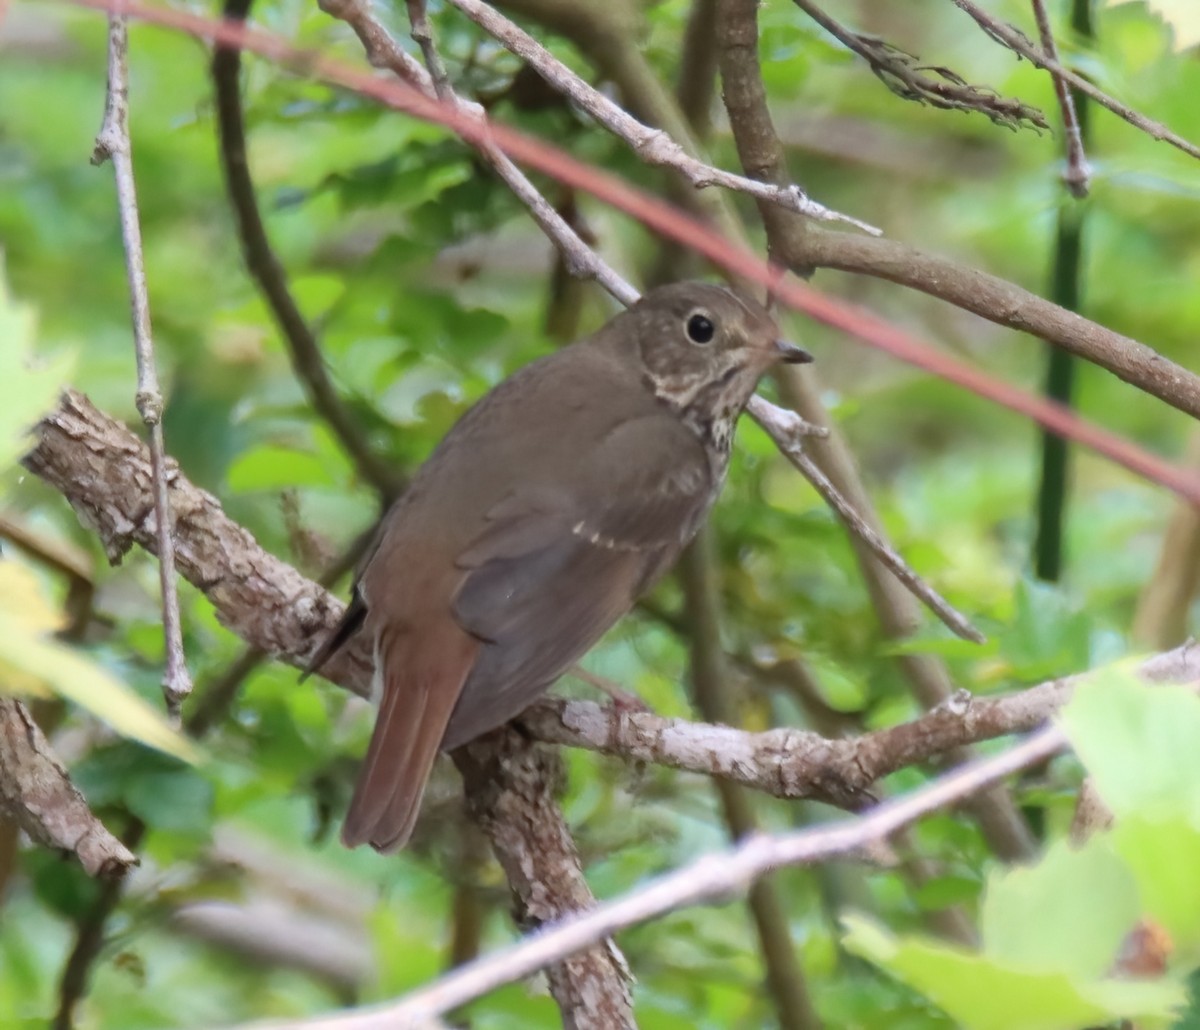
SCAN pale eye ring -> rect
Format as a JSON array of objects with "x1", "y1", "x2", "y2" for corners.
[{"x1": 686, "y1": 312, "x2": 715, "y2": 344}]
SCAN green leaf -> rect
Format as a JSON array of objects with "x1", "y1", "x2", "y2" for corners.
[
  {"x1": 226, "y1": 443, "x2": 337, "y2": 492},
  {"x1": 1060, "y1": 669, "x2": 1200, "y2": 823},
  {"x1": 981, "y1": 836, "x2": 1139, "y2": 979},
  {"x1": 844, "y1": 914, "x2": 1184, "y2": 1030},
  {"x1": 125, "y1": 765, "x2": 214, "y2": 833}
]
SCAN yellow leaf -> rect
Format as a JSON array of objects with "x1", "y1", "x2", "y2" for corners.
[
  {"x1": 0, "y1": 608, "x2": 200, "y2": 764},
  {"x1": 0, "y1": 559, "x2": 67, "y2": 634}
]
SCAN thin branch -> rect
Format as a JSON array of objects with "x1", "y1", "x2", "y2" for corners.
[
  {"x1": 319, "y1": 0, "x2": 638, "y2": 306},
  {"x1": 793, "y1": 0, "x2": 1048, "y2": 131},
  {"x1": 405, "y1": 0, "x2": 451, "y2": 99},
  {"x1": 950, "y1": 0, "x2": 1200, "y2": 162},
  {"x1": 1030, "y1": 0, "x2": 1089, "y2": 196},
  {"x1": 212, "y1": 0, "x2": 404, "y2": 501},
  {"x1": 747, "y1": 397, "x2": 983, "y2": 644},
  {"x1": 255, "y1": 726, "x2": 1066, "y2": 1028},
  {"x1": 91, "y1": 12, "x2": 190, "y2": 716},
  {"x1": 444, "y1": 0, "x2": 880, "y2": 235}
]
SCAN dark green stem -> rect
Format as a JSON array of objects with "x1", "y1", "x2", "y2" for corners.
[{"x1": 1033, "y1": 0, "x2": 1094, "y2": 582}]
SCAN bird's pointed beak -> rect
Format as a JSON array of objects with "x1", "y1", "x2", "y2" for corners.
[{"x1": 774, "y1": 338, "x2": 813, "y2": 364}]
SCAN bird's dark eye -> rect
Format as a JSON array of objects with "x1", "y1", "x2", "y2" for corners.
[{"x1": 686, "y1": 313, "x2": 715, "y2": 344}]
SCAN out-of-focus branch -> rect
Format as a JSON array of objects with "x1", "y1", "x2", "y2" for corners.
[
  {"x1": 1032, "y1": 0, "x2": 1093, "y2": 583},
  {"x1": 1134, "y1": 433, "x2": 1200, "y2": 648},
  {"x1": 91, "y1": 12, "x2": 190, "y2": 714},
  {"x1": 212, "y1": 0, "x2": 404, "y2": 501}
]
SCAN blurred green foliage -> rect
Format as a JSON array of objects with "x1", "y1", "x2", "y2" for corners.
[{"x1": 1, "y1": 0, "x2": 1199, "y2": 1027}]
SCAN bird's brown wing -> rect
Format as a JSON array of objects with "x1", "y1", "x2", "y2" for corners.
[{"x1": 442, "y1": 415, "x2": 712, "y2": 748}]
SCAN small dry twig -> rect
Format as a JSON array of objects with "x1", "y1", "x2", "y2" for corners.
[{"x1": 91, "y1": 13, "x2": 191, "y2": 716}]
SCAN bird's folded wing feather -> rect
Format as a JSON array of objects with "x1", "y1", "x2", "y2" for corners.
[{"x1": 442, "y1": 415, "x2": 711, "y2": 747}]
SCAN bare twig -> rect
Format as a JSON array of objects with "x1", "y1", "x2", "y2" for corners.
[
  {"x1": 950, "y1": 0, "x2": 1200, "y2": 161},
  {"x1": 1030, "y1": 0, "x2": 1089, "y2": 196},
  {"x1": 253, "y1": 726, "x2": 1065, "y2": 1028},
  {"x1": 793, "y1": 0, "x2": 1048, "y2": 131},
  {"x1": 91, "y1": 13, "x2": 190, "y2": 716},
  {"x1": 444, "y1": 0, "x2": 880, "y2": 234}
]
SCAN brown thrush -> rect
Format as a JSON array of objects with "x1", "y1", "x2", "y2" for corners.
[{"x1": 308, "y1": 282, "x2": 811, "y2": 852}]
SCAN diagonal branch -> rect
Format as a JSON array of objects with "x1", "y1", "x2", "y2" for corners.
[
  {"x1": 444, "y1": 0, "x2": 880, "y2": 234},
  {"x1": 1030, "y1": 0, "x2": 1089, "y2": 196}
]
